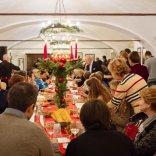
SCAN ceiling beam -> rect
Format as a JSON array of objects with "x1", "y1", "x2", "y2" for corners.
[
  {"x1": 10, "y1": 48, "x2": 113, "y2": 50},
  {"x1": 0, "y1": 13, "x2": 156, "y2": 16},
  {"x1": 0, "y1": 39, "x2": 141, "y2": 42}
]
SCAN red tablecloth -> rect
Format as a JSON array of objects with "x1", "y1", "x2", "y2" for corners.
[{"x1": 35, "y1": 93, "x2": 79, "y2": 156}]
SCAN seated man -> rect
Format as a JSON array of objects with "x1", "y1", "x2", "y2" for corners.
[
  {"x1": 85, "y1": 55, "x2": 102, "y2": 73},
  {"x1": 0, "y1": 82, "x2": 54, "y2": 156}
]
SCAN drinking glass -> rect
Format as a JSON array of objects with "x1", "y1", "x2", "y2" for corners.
[
  {"x1": 70, "y1": 121, "x2": 80, "y2": 137},
  {"x1": 44, "y1": 121, "x2": 55, "y2": 135},
  {"x1": 72, "y1": 95, "x2": 79, "y2": 104},
  {"x1": 53, "y1": 123, "x2": 62, "y2": 138}
]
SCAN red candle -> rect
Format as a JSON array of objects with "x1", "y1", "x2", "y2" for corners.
[
  {"x1": 75, "y1": 40, "x2": 78, "y2": 59},
  {"x1": 70, "y1": 42, "x2": 74, "y2": 60},
  {"x1": 43, "y1": 42, "x2": 48, "y2": 59}
]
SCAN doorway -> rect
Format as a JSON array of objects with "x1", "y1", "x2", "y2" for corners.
[{"x1": 26, "y1": 54, "x2": 44, "y2": 71}]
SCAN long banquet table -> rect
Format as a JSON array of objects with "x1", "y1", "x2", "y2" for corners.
[{"x1": 33, "y1": 86, "x2": 84, "y2": 156}]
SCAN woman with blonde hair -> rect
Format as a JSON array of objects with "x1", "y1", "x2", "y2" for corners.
[
  {"x1": 134, "y1": 86, "x2": 156, "y2": 156},
  {"x1": 85, "y1": 77, "x2": 111, "y2": 103},
  {"x1": 109, "y1": 79, "x2": 134, "y2": 132},
  {"x1": 73, "y1": 68, "x2": 85, "y2": 87},
  {"x1": 108, "y1": 58, "x2": 148, "y2": 113}
]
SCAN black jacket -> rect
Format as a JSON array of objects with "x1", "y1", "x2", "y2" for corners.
[
  {"x1": 86, "y1": 61, "x2": 102, "y2": 73},
  {"x1": 134, "y1": 117, "x2": 156, "y2": 156},
  {"x1": 0, "y1": 60, "x2": 20, "y2": 82},
  {"x1": 0, "y1": 90, "x2": 7, "y2": 113},
  {"x1": 65, "y1": 129, "x2": 137, "y2": 156}
]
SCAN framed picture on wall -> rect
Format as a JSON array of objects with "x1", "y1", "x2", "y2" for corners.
[
  {"x1": 18, "y1": 58, "x2": 24, "y2": 70},
  {"x1": 137, "y1": 47, "x2": 141, "y2": 57},
  {"x1": 85, "y1": 54, "x2": 95, "y2": 61}
]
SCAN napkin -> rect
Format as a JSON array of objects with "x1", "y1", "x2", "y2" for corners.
[
  {"x1": 40, "y1": 115, "x2": 44, "y2": 127},
  {"x1": 57, "y1": 137, "x2": 70, "y2": 143}
]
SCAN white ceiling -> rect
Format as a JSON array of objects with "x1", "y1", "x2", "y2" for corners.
[{"x1": 0, "y1": 0, "x2": 156, "y2": 55}]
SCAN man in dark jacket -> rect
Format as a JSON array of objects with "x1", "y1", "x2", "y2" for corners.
[
  {"x1": 85, "y1": 55, "x2": 102, "y2": 73},
  {"x1": 0, "y1": 54, "x2": 20, "y2": 84}
]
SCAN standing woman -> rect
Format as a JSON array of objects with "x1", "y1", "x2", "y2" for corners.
[
  {"x1": 134, "y1": 86, "x2": 156, "y2": 156},
  {"x1": 107, "y1": 58, "x2": 148, "y2": 113}
]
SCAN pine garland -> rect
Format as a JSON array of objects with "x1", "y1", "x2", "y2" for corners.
[{"x1": 40, "y1": 23, "x2": 82, "y2": 35}]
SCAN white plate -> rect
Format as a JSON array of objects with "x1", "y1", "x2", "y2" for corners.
[
  {"x1": 40, "y1": 115, "x2": 44, "y2": 127},
  {"x1": 70, "y1": 90, "x2": 78, "y2": 93},
  {"x1": 38, "y1": 95, "x2": 45, "y2": 98}
]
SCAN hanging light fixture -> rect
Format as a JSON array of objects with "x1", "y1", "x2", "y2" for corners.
[{"x1": 39, "y1": 0, "x2": 82, "y2": 45}]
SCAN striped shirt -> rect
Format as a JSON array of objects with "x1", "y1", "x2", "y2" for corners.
[{"x1": 112, "y1": 73, "x2": 148, "y2": 113}]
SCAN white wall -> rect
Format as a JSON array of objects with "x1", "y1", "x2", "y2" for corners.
[{"x1": 10, "y1": 39, "x2": 146, "y2": 71}]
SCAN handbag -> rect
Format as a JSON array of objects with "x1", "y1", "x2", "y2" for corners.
[
  {"x1": 125, "y1": 112, "x2": 147, "y2": 141},
  {"x1": 110, "y1": 98, "x2": 134, "y2": 130},
  {"x1": 125, "y1": 123, "x2": 139, "y2": 141}
]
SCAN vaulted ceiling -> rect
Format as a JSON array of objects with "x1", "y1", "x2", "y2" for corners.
[{"x1": 0, "y1": 0, "x2": 156, "y2": 55}]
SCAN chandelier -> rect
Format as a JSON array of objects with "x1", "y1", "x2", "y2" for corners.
[{"x1": 39, "y1": 0, "x2": 82, "y2": 44}]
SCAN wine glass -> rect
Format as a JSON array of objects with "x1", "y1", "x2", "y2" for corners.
[
  {"x1": 53, "y1": 123, "x2": 62, "y2": 138},
  {"x1": 72, "y1": 95, "x2": 79, "y2": 104},
  {"x1": 44, "y1": 121, "x2": 55, "y2": 135},
  {"x1": 70, "y1": 121, "x2": 80, "y2": 137}
]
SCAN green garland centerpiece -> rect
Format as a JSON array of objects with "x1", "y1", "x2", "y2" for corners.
[
  {"x1": 36, "y1": 58, "x2": 83, "y2": 108},
  {"x1": 40, "y1": 22, "x2": 82, "y2": 42},
  {"x1": 49, "y1": 40, "x2": 71, "y2": 45},
  {"x1": 40, "y1": 22, "x2": 81, "y2": 35}
]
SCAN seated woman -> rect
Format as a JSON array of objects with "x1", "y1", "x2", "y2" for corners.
[
  {"x1": 83, "y1": 71, "x2": 91, "y2": 80},
  {"x1": 0, "y1": 74, "x2": 25, "y2": 113},
  {"x1": 26, "y1": 70, "x2": 37, "y2": 85},
  {"x1": 13, "y1": 70, "x2": 27, "y2": 80},
  {"x1": 40, "y1": 71, "x2": 50, "y2": 82},
  {"x1": 8, "y1": 74, "x2": 25, "y2": 87},
  {"x1": 90, "y1": 71, "x2": 108, "y2": 88},
  {"x1": 65, "y1": 99, "x2": 137, "y2": 156},
  {"x1": 73, "y1": 68, "x2": 85, "y2": 87},
  {"x1": 32, "y1": 69, "x2": 48, "y2": 90},
  {"x1": 85, "y1": 77, "x2": 111, "y2": 103},
  {"x1": 134, "y1": 86, "x2": 156, "y2": 156},
  {"x1": 107, "y1": 58, "x2": 148, "y2": 113}
]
